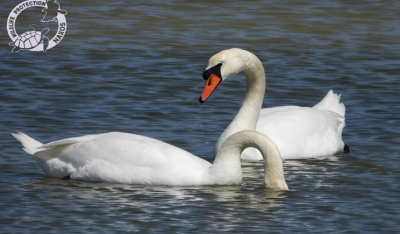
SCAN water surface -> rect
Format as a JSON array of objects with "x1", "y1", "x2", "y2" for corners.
[{"x1": 1, "y1": 0, "x2": 399, "y2": 233}]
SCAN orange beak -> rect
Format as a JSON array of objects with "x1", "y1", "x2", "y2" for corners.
[{"x1": 199, "y1": 74, "x2": 222, "y2": 103}]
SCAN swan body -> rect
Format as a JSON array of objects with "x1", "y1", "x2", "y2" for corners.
[
  {"x1": 200, "y1": 48, "x2": 346, "y2": 160},
  {"x1": 12, "y1": 130, "x2": 288, "y2": 189}
]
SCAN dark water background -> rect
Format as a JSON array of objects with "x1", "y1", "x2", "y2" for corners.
[{"x1": 1, "y1": 0, "x2": 399, "y2": 233}]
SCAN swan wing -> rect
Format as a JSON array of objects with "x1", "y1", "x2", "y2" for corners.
[
  {"x1": 30, "y1": 132, "x2": 211, "y2": 185},
  {"x1": 254, "y1": 107, "x2": 344, "y2": 159}
]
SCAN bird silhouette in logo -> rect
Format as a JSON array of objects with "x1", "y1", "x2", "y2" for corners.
[{"x1": 41, "y1": 0, "x2": 68, "y2": 22}]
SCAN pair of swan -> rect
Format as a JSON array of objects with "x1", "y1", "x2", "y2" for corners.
[
  {"x1": 12, "y1": 48, "x2": 347, "y2": 189},
  {"x1": 200, "y1": 48, "x2": 347, "y2": 160}
]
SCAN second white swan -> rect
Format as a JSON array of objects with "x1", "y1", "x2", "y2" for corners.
[{"x1": 200, "y1": 48, "x2": 348, "y2": 160}]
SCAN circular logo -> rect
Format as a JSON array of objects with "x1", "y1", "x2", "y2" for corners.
[{"x1": 7, "y1": 0, "x2": 67, "y2": 52}]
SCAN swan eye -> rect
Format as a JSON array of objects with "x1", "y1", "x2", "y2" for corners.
[
  {"x1": 203, "y1": 63, "x2": 223, "y2": 80},
  {"x1": 203, "y1": 70, "x2": 211, "y2": 80}
]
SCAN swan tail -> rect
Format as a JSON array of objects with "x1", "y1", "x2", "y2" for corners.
[
  {"x1": 313, "y1": 90, "x2": 346, "y2": 117},
  {"x1": 313, "y1": 90, "x2": 347, "y2": 140},
  {"x1": 11, "y1": 132, "x2": 43, "y2": 155}
]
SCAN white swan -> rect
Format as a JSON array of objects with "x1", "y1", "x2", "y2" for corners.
[
  {"x1": 12, "y1": 130, "x2": 288, "y2": 189},
  {"x1": 199, "y1": 48, "x2": 348, "y2": 160}
]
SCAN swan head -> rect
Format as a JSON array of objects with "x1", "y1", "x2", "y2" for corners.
[{"x1": 199, "y1": 48, "x2": 259, "y2": 103}]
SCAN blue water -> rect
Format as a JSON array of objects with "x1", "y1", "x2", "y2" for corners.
[{"x1": 1, "y1": 0, "x2": 399, "y2": 232}]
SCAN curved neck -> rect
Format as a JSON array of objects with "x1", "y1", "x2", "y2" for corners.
[
  {"x1": 215, "y1": 55, "x2": 266, "y2": 154},
  {"x1": 209, "y1": 131, "x2": 288, "y2": 190},
  {"x1": 256, "y1": 133, "x2": 288, "y2": 190}
]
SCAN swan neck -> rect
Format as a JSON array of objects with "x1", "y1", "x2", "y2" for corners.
[
  {"x1": 212, "y1": 131, "x2": 288, "y2": 190},
  {"x1": 239, "y1": 67, "x2": 266, "y2": 127},
  {"x1": 259, "y1": 135, "x2": 288, "y2": 190},
  {"x1": 215, "y1": 54, "x2": 266, "y2": 154},
  {"x1": 207, "y1": 149, "x2": 242, "y2": 185}
]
